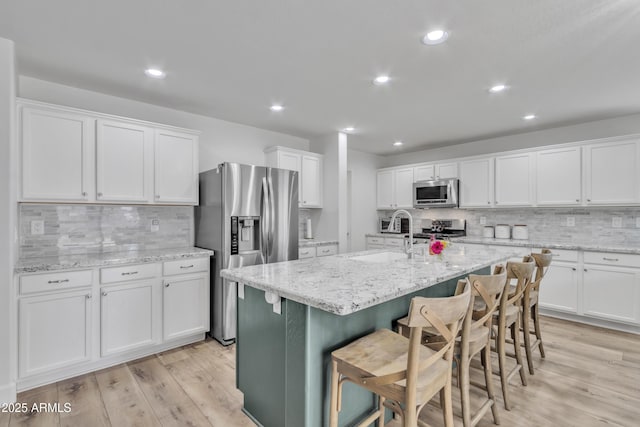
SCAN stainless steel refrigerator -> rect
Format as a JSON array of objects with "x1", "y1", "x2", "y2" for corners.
[{"x1": 195, "y1": 162, "x2": 298, "y2": 345}]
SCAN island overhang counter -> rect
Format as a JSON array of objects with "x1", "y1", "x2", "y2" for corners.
[{"x1": 220, "y1": 244, "x2": 523, "y2": 427}]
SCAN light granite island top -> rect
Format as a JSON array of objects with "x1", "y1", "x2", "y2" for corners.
[
  {"x1": 221, "y1": 243, "x2": 522, "y2": 316},
  {"x1": 223, "y1": 243, "x2": 524, "y2": 427}
]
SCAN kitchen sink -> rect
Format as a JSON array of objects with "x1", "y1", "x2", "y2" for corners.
[{"x1": 348, "y1": 251, "x2": 408, "y2": 263}]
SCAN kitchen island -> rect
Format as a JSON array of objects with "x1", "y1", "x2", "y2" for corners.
[{"x1": 221, "y1": 244, "x2": 522, "y2": 427}]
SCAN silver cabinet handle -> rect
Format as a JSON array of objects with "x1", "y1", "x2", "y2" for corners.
[
  {"x1": 97, "y1": 192, "x2": 103, "y2": 197},
  {"x1": 102, "y1": 292, "x2": 107, "y2": 296},
  {"x1": 48, "y1": 279, "x2": 69, "y2": 284},
  {"x1": 487, "y1": 201, "x2": 490, "y2": 204},
  {"x1": 82, "y1": 192, "x2": 87, "y2": 197},
  {"x1": 179, "y1": 265, "x2": 194, "y2": 269},
  {"x1": 165, "y1": 283, "x2": 171, "y2": 288},
  {"x1": 576, "y1": 199, "x2": 580, "y2": 202},
  {"x1": 572, "y1": 267, "x2": 577, "y2": 271},
  {"x1": 602, "y1": 257, "x2": 619, "y2": 262},
  {"x1": 86, "y1": 294, "x2": 92, "y2": 299},
  {"x1": 301, "y1": 250, "x2": 309, "y2": 255},
  {"x1": 321, "y1": 249, "x2": 330, "y2": 253},
  {"x1": 587, "y1": 199, "x2": 591, "y2": 202},
  {"x1": 121, "y1": 271, "x2": 138, "y2": 276},
  {"x1": 584, "y1": 269, "x2": 588, "y2": 272},
  {"x1": 156, "y1": 195, "x2": 160, "y2": 199}
]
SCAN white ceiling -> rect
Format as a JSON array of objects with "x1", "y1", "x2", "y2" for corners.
[{"x1": 2, "y1": 0, "x2": 640, "y2": 155}]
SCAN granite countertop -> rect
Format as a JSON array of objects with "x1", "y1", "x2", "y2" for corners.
[
  {"x1": 221, "y1": 243, "x2": 522, "y2": 316},
  {"x1": 453, "y1": 236, "x2": 640, "y2": 255},
  {"x1": 15, "y1": 247, "x2": 214, "y2": 274},
  {"x1": 299, "y1": 240, "x2": 339, "y2": 248},
  {"x1": 365, "y1": 233, "x2": 406, "y2": 239}
]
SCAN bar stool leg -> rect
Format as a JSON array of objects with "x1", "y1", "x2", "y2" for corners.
[
  {"x1": 377, "y1": 395, "x2": 385, "y2": 427},
  {"x1": 496, "y1": 323, "x2": 510, "y2": 411},
  {"x1": 522, "y1": 304, "x2": 535, "y2": 375},
  {"x1": 329, "y1": 360, "x2": 340, "y2": 427},
  {"x1": 483, "y1": 342, "x2": 500, "y2": 425},
  {"x1": 533, "y1": 303, "x2": 546, "y2": 358},
  {"x1": 512, "y1": 314, "x2": 527, "y2": 386}
]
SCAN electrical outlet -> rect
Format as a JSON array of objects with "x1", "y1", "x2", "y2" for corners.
[
  {"x1": 612, "y1": 217, "x2": 622, "y2": 228},
  {"x1": 479, "y1": 216, "x2": 486, "y2": 225},
  {"x1": 566, "y1": 216, "x2": 575, "y2": 227},
  {"x1": 150, "y1": 219, "x2": 160, "y2": 232},
  {"x1": 31, "y1": 220, "x2": 44, "y2": 235}
]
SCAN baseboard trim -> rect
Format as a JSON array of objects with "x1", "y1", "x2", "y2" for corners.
[
  {"x1": 0, "y1": 381, "x2": 17, "y2": 404},
  {"x1": 540, "y1": 309, "x2": 640, "y2": 335}
]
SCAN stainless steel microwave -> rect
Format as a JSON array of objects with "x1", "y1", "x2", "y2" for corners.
[
  {"x1": 413, "y1": 178, "x2": 459, "y2": 208},
  {"x1": 379, "y1": 217, "x2": 410, "y2": 234}
]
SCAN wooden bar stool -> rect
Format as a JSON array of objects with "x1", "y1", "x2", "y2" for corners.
[
  {"x1": 491, "y1": 258, "x2": 535, "y2": 411},
  {"x1": 520, "y1": 249, "x2": 553, "y2": 374},
  {"x1": 329, "y1": 286, "x2": 471, "y2": 427}
]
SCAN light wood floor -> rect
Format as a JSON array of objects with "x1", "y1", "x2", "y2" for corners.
[{"x1": 2, "y1": 316, "x2": 639, "y2": 427}]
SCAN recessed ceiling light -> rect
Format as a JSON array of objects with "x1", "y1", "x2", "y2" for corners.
[
  {"x1": 488, "y1": 84, "x2": 508, "y2": 93},
  {"x1": 523, "y1": 114, "x2": 536, "y2": 120},
  {"x1": 374, "y1": 75, "x2": 390, "y2": 85},
  {"x1": 144, "y1": 68, "x2": 166, "y2": 79},
  {"x1": 393, "y1": 141, "x2": 403, "y2": 146},
  {"x1": 270, "y1": 104, "x2": 284, "y2": 112},
  {"x1": 422, "y1": 30, "x2": 449, "y2": 45},
  {"x1": 342, "y1": 127, "x2": 355, "y2": 133}
]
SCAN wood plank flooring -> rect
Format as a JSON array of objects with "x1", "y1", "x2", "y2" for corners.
[{"x1": 5, "y1": 316, "x2": 640, "y2": 427}]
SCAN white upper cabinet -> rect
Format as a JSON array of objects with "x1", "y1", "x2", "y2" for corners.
[
  {"x1": 21, "y1": 106, "x2": 94, "y2": 201},
  {"x1": 413, "y1": 164, "x2": 435, "y2": 181},
  {"x1": 377, "y1": 167, "x2": 413, "y2": 209},
  {"x1": 536, "y1": 146, "x2": 581, "y2": 206},
  {"x1": 19, "y1": 100, "x2": 200, "y2": 205},
  {"x1": 413, "y1": 162, "x2": 458, "y2": 182},
  {"x1": 435, "y1": 162, "x2": 458, "y2": 179},
  {"x1": 96, "y1": 119, "x2": 153, "y2": 203},
  {"x1": 495, "y1": 153, "x2": 534, "y2": 207},
  {"x1": 265, "y1": 146, "x2": 323, "y2": 208},
  {"x1": 154, "y1": 129, "x2": 199, "y2": 204},
  {"x1": 583, "y1": 139, "x2": 639, "y2": 205},
  {"x1": 459, "y1": 157, "x2": 494, "y2": 208}
]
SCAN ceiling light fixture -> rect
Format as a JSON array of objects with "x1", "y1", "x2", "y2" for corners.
[
  {"x1": 488, "y1": 84, "x2": 508, "y2": 93},
  {"x1": 393, "y1": 141, "x2": 403, "y2": 146},
  {"x1": 342, "y1": 127, "x2": 355, "y2": 133},
  {"x1": 374, "y1": 75, "x2": 390, "y2": 85},
  {"x1": 523, "y1": 114, "x2": 536, "y2": 120},
  {"x1": 270, "y1": 104, "x2": 284, "y2": 112},
  {"x1": 422, "y1": 30, "x2": 449, "y2": 45},
  {"x1": 144, "y1": 68, "x2": 166, "y2": 79}
]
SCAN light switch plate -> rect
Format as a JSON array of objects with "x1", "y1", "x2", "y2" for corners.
[
  {"x1": 612, "y1": 217, "x2": 622, "y2": 228},
  {"x1": 30, "y1": 220, "x2": 44, "y2": 235},
  {"x1": 150, "y1": 219, "x2": 160, "y2": 232},
  {"x1": 566, "y1": 217, "x2": 575, "y2": 227},
  {"x1": 479, "y1": 216, "x2": 486, "y2": 225}
]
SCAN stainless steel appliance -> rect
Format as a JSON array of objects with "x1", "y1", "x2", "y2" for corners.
[
  {"x1": 413, "y1": 178, "x2": 459, "y2": 208},
  {"x1": 195, "y1": 163, "x2": 298, "y2": 345},
  {"x1": 405, "y1": 219, "x2": 466, "y2": 245},
  {"x1": 379, "y1": 217, "x2": 410, "y2": 234}
]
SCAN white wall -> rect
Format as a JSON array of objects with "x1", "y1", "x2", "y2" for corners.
[
  {"x1": 382, "y1": 112, "x2": 640, "y2": 167},
  {"x1": 347, "y1": 146, "x2": 382, "y2": 251},
  {"x1": 0, "y1": 38, "x2": 17, "y2": 404},
  {"x1": 18, "y1": 76, "x2": 310, "y2": 171}
]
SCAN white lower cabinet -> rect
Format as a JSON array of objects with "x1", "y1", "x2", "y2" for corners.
[
  {"x1": 101, "y1": 280, "x2": 161, "y2": 356},
  {"x1": 298, "y1": 244, "x2": 338, "y2": 259},
  {"x1": 19, "y1": 289, "x2": 92, "y2": 378},
  {"x1": 538, "y1": 261, "x2": 579, "y2": 313},
  {"x1": 582, "y1": 264, "x2": 640, "y2": 324},
  {"x1": 366, "y1": 236, "x2": 405, "y2": 250},
  {"x1": 163, "y1": 274, "x2": 208, "y2": 341}
]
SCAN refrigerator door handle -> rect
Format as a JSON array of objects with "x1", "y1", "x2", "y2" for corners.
[
  {"x1": 267, "y1": 174, "x2": 276, "y2": 256},
  {"x1": 261, "y1": 177, "x2": 270, "y2": 262}
]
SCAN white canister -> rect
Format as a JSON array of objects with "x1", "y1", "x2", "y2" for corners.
[
  {"x1": 495, "y1": 224, "x2": 511, "y2": 239},
  {"x1": 304, "y1": 218, "x2": 314, "y2": 239},
  {"x1": 482, "y1": 226, "x2": 495, "y2": 238},
  {"x1": 512, "y1": 224, "x2": 529, "y2": 240}
]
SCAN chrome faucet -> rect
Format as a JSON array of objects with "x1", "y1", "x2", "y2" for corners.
[{"x1": 388, "y1": 209, "x2": 414, "y2": 259}]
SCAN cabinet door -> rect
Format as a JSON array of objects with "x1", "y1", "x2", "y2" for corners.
[
  {"x1": 19, "y1": 290, "x2": 92, "y2": 378},
  {"x1": 96, "y1": 119, "x2": 153, "y2": 203},
  {"x1": 536, "y1": 147, "x2": 581, "y2": 205},
  {"x1": 301, "y1": 155, "x2": 322, "y2": 207},
  {"x1": 459, "y1": 158, "x2": 494, "y2": 208},
  {"x1": 495, "y1": 153, "x2": 534, "y2": 206},
  {"x1": 435, "y1": 162, "x2": 458, "y2": 179},
  {"x1": 394, "y1": 168, "x2": 414, "y2": 208},
  {"x1": 21, "y1": 106, "x2": 94, "y2": 201},
  {"x1": 414, "y1": 165, "x2": 435, "y2": 181},
  {"x1": 582, "y1": 265, "x2": 640, "y2": 324},
  {"x1": 584, "y1": 140, "x2": 639, "y2": 205},
  {"x1": 377, "y1": 170, "x2": 395, "y2": 209},
  {"x1": 101, "y1": 280, "x2": 160, "y2": 356},
  {"x1": 163, "y1": 275, "x2": 208, "y2": 341},
  {"x1": 154, "y1": 130, "x2": 198, "y2": 204},
  {"x1": 538, "y1": 262, "x2": 578, "y2": 313}
]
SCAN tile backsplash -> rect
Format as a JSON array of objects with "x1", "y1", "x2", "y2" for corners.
[
  {"x1": 19, "y1": 204, "x2": 193, "y2": 259},
  {"x1": 379, "y1": 207, "x2": 640, "y2": 245}
]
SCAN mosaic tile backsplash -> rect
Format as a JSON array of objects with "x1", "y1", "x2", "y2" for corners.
[
  {"x1": 19, "y1": 204, "x2": 193, "y2": 259},
  {"x1": 380, "y1": 207, "x2": 640, "y2": 246}
]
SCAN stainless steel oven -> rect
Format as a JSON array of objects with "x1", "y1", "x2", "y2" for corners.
[{"x1": 413, "y1": 178, "x2": 459, "y2": 208}]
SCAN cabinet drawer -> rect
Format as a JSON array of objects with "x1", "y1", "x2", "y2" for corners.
[
  {"x1": 385, "y1": 238, "x2": 405, "y2": 248},
  {"x1": 316, "y1": 245, "x2": 338, "y2": 257},
  {"x1": 100, "y1": 263, "x2": 160, "y2": 284},
  {"x1": 298, "y1": 247, "x2": 316, "y2": 259},
  {"x1": 534, "y1": 248, "x2": 578, "y2": 263},
  {"x1": 20, "y1": 270, "x2": 93, "y2": 295},
  {"x1": 583, "y1": 251, "x2": 640, "y2": 268},
  {"x1": 367, "y1": 237, "x2": 385, "y2": 245},
  {"x1": 163, "y1": 257, "x2": 209, "y2": 276}
]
